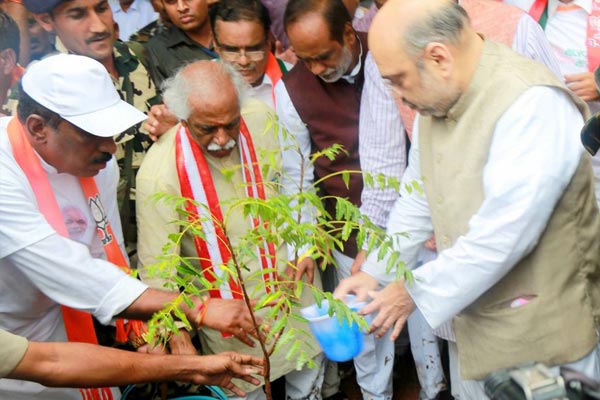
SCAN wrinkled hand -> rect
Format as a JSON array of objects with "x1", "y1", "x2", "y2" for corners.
[
  {"x1": 565, "y1": 72, "x2": 600, "y2": 102},
  {"x1": 283, "y1": 256, "x2": 315, "y2": 284},
  {"x1": 199, "y1": 298, "x2": 262, "y2": 347},
  {"x1": 333, "y1": 271, "x2": 379, "y2": 302},
  {"x1": 143, "y1": 104, "x2": 178, "y2": 141},
  {"x1": 168, "y1": 329, "x2": 197, "y2": 355},
  {"x1": 350, "y1": 250, "x2": 366, "y2": 276},
  {"x1": 128, "y1": 323, "x2": 168, "y2": 355},
  {"x1": 137, "y1": 342, "x2": 168, "y2": 355},
  {"x1": 360, "y1": 281, "x2": 415, "y2": 341},
  {"x1": 189, "y1": 352, "x2": 265, "y2": 397},
  {"x1": 275, "y1": 40, "x2": 297, "y2": 66}
]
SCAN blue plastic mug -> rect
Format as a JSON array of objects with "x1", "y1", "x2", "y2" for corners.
[{"x1": 300, "y1": 296, "x2": 369, "y2": 362}]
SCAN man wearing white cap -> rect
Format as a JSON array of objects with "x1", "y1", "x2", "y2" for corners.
[
  {"x1": 0, "y1": 53, "x2": 262, "y2": 400},
  {"x1": 21, "y1": 0, "x2": 163, "y2": 252}
]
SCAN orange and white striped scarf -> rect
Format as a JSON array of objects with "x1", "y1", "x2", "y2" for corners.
[{"x1": 175, "y1": 120, "x2": 277, "y2": 314}]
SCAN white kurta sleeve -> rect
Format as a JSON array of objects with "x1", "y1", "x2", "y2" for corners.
[
  {"x1": 6, "y1": 235, "x2": 147, "y2": 324},
  {"x1": 407, "y1": 86, "x2": 585, "y2": 328}
]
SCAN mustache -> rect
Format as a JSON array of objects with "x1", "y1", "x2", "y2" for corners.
[
  {"x1": 92, "y1": 152, "x2": 113, "y2": 164},
  {"x1": 85, "y1": 32, "x2": 111, "y2": 45},
  {"x1": 207, "y1": 139, "x2": 236, "y2": 152}
]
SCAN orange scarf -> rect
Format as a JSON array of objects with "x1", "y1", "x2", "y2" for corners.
[
  {"x1": 7, "y1": 117, "x2": 142, "y2": 399},
  {"x1": 265, "y1": 52, "x2": 283, "y2": 109},
  {"x1": 175, "y1": 120, "x2": 278, "y2": 336}
]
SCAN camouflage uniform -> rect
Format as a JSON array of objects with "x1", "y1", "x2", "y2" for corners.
[
  {"x1": 111, "y1": 40, "x2": 161, "y2": 249},
  {"x1": 112, "y1": 40, "x2": 161, "y2": 165}
]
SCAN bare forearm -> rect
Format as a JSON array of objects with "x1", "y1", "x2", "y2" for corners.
[
  {"x1": 118, "y1": 289, "x2": 255, "y2": 347},
  {"x1": 118, "y1": 288, "x2": 182, "y2": 321},
  {"x1": 10, "y1": 341, "x2": 200, "y2": 387}
]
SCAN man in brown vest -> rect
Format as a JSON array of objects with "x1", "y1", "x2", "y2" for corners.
[
  {"x1": 335, "y1": 0, "x2": 600, "y2": 398},
  {"x1": 274, "y1": 0, "x2": 396, "y2": 398}
]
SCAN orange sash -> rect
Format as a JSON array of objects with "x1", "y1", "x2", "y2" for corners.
[
  {"x1": 265, "y1": 52, "x2": 283, "y2": 110},
  {"x1": 529, "y1": 0, "x2": 548, "y2": 22},
  {"x1": 174, "y1": 120, "x2": 278, "y2": 336},
  {"x1": 7, "y1": 117, "x2": 142, "y2": 399}
]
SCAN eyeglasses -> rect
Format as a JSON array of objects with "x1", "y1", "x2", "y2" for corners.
[{"x1": 217, "y1": 41, "x2": 267, "y2": 62}]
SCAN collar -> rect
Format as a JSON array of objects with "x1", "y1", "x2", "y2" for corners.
[
  {"x1": 444, "y1": 38, "x2": 491, "y2": 122},
  {"x1": 259, "y1": 73, "x2": 273, "y2": 88},
  {"x1": 113, "y1": 0, "x2": 139, "y2": 14},
  {"x1": 548, "y1": 0, "x2": 592, "y2": 16},
  {"x1": 341, "y1": 34, "x2": 364, "y2": 84},
  {"x1": 163, "y1": 25, "x2": 214, "y2": 51}
]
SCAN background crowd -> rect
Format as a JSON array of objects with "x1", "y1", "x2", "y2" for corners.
[{"x1": 0, "y1": 0, "x2": 599, "y2": 400}]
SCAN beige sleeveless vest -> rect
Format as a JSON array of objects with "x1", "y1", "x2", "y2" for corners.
[{"x1": 419, "y1": 40, "x2": 600, "y2": 380}]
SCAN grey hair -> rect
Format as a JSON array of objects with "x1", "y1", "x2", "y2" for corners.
[
  {"x1": 403, "y1": 1, "x2": 470, "y2": 59},
  {"x1": 161, "y1": 60, "x2": 249, "y2": 121}
]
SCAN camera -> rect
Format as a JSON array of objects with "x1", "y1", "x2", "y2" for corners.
[
  {"x1": 484, "y1": 363, "x2": 600, "y2": 400},
  {"x1": 582, "y1": 112, "x2": 600, "y2": 156}
]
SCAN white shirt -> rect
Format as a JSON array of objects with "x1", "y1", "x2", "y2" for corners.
[
  {"x1": 361, "y1": 87, "x2": 585, "y2": 329},
  {"x1": 110, "y1": 0, "x2": 158, "y2": 41},
  {"x1": 274, "y1": 79, "x2": 314, "y2": 202},
  {"x1": 248, "y1": 74, "x2": 276, "y2": 110},
  {"x1": 0, "y1": 117, "x2": 147, "y2": 399},
  {"x1": 358, "y1": 9, "x2": 563, "y2": 229},
  {"x1": 504, "y1": 0, "x2": 600, "y2": 209},
  {"x1": 504, "y1": 0, "x2": 599, "y2": 110}
]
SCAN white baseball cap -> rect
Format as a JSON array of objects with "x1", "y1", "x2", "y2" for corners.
[{"x1": 22, "y1": 54, "x2": 147, "y2": 138}]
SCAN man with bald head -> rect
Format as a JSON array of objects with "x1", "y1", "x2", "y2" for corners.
[
  {"x1": 136, "y1": 60, "x2": 325, "y2": 400},
  {"x1": 336, "y1": 0, "x2": 600, "y2": 398}
]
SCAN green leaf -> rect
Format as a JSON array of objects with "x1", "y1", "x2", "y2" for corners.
[{"x1": 342, "y1": 171, "x2": 350, "y2": 189}]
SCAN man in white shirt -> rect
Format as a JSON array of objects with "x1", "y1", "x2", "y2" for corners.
[
  {"x1": 358, "y1": 0, "x2": 563, "y2": 236},
  {"x1": 336, "y1": 1, "x2": 600, "y2": 399},
  {"x1": 210, "y1": 0, "x2": 289, "y2": 110},
  {"x1": 110, "y1": 0, "x2": 158, "y2": 41},
  {"x1": 503, "y1": 0, "x2": 600, "y2": 209},
  {"x1": 0, "y1": 53, "x2": 260, "y2": 400},
  {"x1": 355, "y1": 3, "x2": 565, "y2": 398}
]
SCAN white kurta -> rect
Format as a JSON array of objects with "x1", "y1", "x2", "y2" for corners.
[{"x1": 0, "y1": 117, "x2": 148, "y2": 400}]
